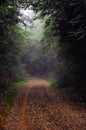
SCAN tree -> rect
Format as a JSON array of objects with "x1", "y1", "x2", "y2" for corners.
[
  {"x1": 29, "y1": 0, "x2": 86, "y2": 99},
  {"x1": 0, "y1": 0, "x2": 26, "y2": 95}
]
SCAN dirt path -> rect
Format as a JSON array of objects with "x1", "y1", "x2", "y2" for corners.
[{"x1": 4, "y1": 78, "x2": 86, "y2": 130}]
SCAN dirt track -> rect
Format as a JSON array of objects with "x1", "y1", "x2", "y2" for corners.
[{"x1": 4, "y1": 78, "x2": 86, "y2": 130}]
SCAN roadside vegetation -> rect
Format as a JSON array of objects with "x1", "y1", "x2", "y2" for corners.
[
  {"x1": 0, "y1": 79, "x2": 28, "y2": 128},
  {"x1": 48, "y1": 79, "x2": 57, "y2": 89}
]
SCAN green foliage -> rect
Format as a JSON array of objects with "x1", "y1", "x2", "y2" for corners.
[
  {"x1": 0, "y1": 0, "x2": 86, "y2": 101},
  {"x1": 12, "y1": 80, "x2": 28, "y2": 89},
  {"x1": 4, "y1": 79, "x2": 28, "y2": 106},
  {"x1": 0, "y1": 0, "x2": 28, "y2": 95},
  {"x1": 29, "y1": 0, "x2": 86, "y2": 100},
  {"x1": 48, "y1": 79, "x2": 57, "y2": 88},
  {"x1": 28, "y1": 18, "x2": 45, "y2": 42}
]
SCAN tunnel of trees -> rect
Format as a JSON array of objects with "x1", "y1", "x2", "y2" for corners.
[{"x1": 0, "y1": 0, "x2": 86, "y2": 102}]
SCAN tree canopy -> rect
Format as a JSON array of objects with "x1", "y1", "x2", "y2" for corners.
[
  {"x1": 29, "y1": 0, "x2": 86, "y2": 99},
  {"x1": 0, "y1": 0, "x2": 86, "y2": 100}
]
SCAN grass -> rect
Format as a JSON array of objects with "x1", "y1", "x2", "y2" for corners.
[
  {"x1": 48, "y1": 79, "x2": 57, "y2": 88},
  {"x1": 4, "y1": 79, "x2": 29, "y2": 106},
  {"x1": 12, "y1": 80, "x2": 28, "y2": 90}
]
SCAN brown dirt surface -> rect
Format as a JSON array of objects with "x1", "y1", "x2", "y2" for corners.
[{"x1": 1, "y1": 78, "x2": 86, "y2": 130}]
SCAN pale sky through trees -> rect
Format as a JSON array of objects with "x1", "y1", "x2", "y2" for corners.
[
  {"x1": 19, "y1": 8, "x2": 35, "y2": 28},
  {"x1": 19, "y1": 8, "x2": 45, "y2": 42}
]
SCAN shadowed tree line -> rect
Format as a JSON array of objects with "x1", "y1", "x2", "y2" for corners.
[
  {"x1": 0, "y1": 0, "x2": 27, "y2": 95},
  {"x1": 0, "y1": 0, "x2": 56, "y2": 96},
  {"x1": 22, "y1": 40, "x2": 57, "y2": 77},
  {"x1": 29, "y1": 0, "x2": 86, "y2": 101}
]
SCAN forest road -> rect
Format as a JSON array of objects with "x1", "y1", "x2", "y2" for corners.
[{"x1": 4, "y1": 78, "x2": 86, "y2": 130}]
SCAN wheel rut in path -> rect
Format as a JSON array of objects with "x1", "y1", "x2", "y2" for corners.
[{"x1": 4, "y1": 78, "x2": 86, "y2": 130}]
